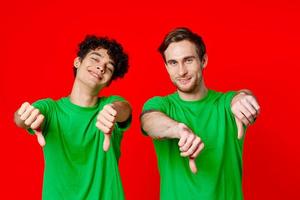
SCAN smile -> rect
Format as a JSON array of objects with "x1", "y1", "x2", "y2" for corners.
[
  {"x1": 177, "y1": 77, "x2": 191, "y2": 85},
  {"x1": 88, "y1": 70, "x2": 102, "y2": 80}
]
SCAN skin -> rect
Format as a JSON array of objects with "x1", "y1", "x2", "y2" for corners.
[
  {"x1": 14, "y1": 48, "x2": 132, "y2": 151},
  {"x1": 141, "y1": 40, "x2": 260, "y2": 173}
]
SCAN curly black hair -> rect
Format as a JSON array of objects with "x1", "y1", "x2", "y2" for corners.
[{"x1": 74, "y1": 35, "x2": 129, "y2": 81}]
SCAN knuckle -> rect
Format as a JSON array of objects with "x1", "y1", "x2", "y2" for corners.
[{"x1": 24, "y1": 119, "x2": 31, "y2": 126}]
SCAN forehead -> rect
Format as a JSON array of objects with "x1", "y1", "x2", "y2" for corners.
[
  {"x1": 164, "y1": 40, "x2": 198, "y2": 61},
  {"x1": 87, "y1": 48, "x2": 113, "y2": 61}
]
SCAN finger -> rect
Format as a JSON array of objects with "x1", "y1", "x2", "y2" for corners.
[
  {"x1": 180, "y1": 137, "x2": 201, "y2": 157},
  {"x1": 103, "y1": 133, "x2": 111, "y2": 152},
  {"x1": 20, "y1": 105, "x2": 35, "y2": 121},
  {"x1": 242, "y1": 98, "x2": 257, "y2": 117},
  {"x1": 178, "y1": 132, "x2": 188, "y2": 147},
  {"x1": 103, "y1": 104, "x2": 117, "y2": 117},
  {"x1": 24, "y1": 109, "x2": 40, "y2": 126},
  {"x1": 31, "y1": 114, "x2": 44, "y2": 130},
  {"x1": 189, "y1": 158, "x2": 197, "y2": 174},
  {"x1": 235, "y1": 109, "x2": 251, "y2": 126},
  {"x1": 18, "y1": 102, "x2": 30, "y2": 115},
  {"x1": 235, "y1": 117, "x2": 244, "y2": 139},
  {"x1": 237, "y1": 102, "x2": 255, "y2": 124},
  {"x1": 190, "y1": 142, "x2": 205, "y2": 158},
  {"x1": 97, "y1": 115, "x2": 114, "y2": 130},
  {"x1": 97, "y1": 109, "x2": 116, "y2": 123},
  {"x1": 96, "y1": 121, "x2": 110, "y2": 134},
  {"x1": 246, "y1": 96, "x2": 261, "y2": 114},
  {"x1": 35, "y1": 130, "x2": 46, "y2": 147},
  {"x1": 180, "y1": 134, "x2": 195, "y2": 152}
]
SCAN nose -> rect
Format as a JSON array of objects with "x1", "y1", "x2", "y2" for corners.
[
  {"x1": 178, "y1": 64, "x2": 187, "y2": 76},
  {"x1": 96, "y1": 64, "x2": 105, "y2": 74}
]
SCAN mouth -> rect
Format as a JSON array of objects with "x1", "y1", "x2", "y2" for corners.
[
  {"x1": 88, "y1": 70, "x2": 102, "y2": 80},
  {"x1": 177, "y1": 77, "x2": 192, "y2": 85}
]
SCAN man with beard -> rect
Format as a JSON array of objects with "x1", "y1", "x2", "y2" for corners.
[
  {"x1": 14, "y1": 35, "x2": 132, "y2": 200},
  {"x1": 141, "y1": 27, "x2": 260, "y2": 200}
]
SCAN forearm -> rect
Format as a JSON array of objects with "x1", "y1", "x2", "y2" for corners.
[
  {"x1": 141, "y1": 111, "x2": 180, "y2": 139},
  {"x1": 112, "y1": 101, "x2": 132, "y2": 123}
]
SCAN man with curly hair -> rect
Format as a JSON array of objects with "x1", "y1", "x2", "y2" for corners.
[{"x1": 14, "y1": 35, "x2": 132, "y2": 200}]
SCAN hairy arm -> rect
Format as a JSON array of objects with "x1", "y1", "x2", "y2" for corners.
[
  {"x1": 141, "y1": 111, "x2": 204, "y2": 174},
  {"x1": 141, "y1": 111, "x2": 180, "y2": 139}
]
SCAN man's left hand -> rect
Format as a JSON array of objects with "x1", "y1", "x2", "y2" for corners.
[{"x1": 231, "y1": 92, "x2": 260, "y2": 139}]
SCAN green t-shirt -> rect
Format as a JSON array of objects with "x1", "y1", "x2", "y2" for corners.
[
  {"x1": 142, "y1": 90, "x2": 244, "y2": 200},
  {"x1": 31, "y1": 96, "x2": 131, "y2": 200}
]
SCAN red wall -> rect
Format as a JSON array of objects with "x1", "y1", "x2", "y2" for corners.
[{"x1": 1, "y1": 0, "x2": 299, "y2": 199}]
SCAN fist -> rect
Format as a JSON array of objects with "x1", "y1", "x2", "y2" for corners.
[
  {"x1": 17, "y1": 102, "x2": 44, "y2": 130},
  {"x1": 176, "y1": 123, "x2": 205, "y2": 174},
  {"x1": 16, "y1": 102, "x2": 46, "y2": 147},
  {"x1": 96, "y1": 104, "x2": 117, "y2": 151},
  {"x1": 231, "y1": 93, "x2": 260, "y2": 126},
  {"x1": 231, "y1": 92, "x2": 260, "y2": 139}
]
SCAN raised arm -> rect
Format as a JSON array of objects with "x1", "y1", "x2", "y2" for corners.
[
  {"x1": 96, "y1": 101, "x2": 132, "y2": 152},
  {"x1": 141, "y1": 111, "x2": 204, "y2": 174}
]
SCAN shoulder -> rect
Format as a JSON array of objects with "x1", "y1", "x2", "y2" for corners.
[
  {"x1": 32, "y1": 98, "x2": 56, "y2": 108},
  {"x1": 142, "y1": 93, "x2": 176, "y2": 113}
]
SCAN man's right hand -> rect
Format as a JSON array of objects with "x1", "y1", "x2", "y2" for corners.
[
  {"x1": 174, "y1": 123, "x2": 205, "y2": 174},
  {"x1": 16, "y1": 102, "x2": 46, "y2": 147}
]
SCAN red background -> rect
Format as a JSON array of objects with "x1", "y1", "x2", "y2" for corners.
[{"x1": 1, "y1": 0, "x2": 299, "y2": 199}]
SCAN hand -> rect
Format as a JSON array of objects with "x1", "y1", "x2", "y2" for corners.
[
  {"x1": 17, "y1": 102, "x2": 46, "y2": 147},
  {"x1": 175, "y1": 123, "x2": 205, "y2": 174},
  {"x1": 96, "y1": 104, "x2": 117, "y2": 152},
  {"x1": 231, "y1": 92, "x2": 260, "y2": 139}
]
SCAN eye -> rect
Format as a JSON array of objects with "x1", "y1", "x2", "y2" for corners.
[
  {"x1": 106, "y1": 64, "x2": 114, "y2": 74},
  {"x1": 91, "y1": 57, "x2": 100, "y2": 62},
  {"x1": 185, "y1": 58, "x2": 194, "y2": 64},
  {"x1": 168, "y1": 60, "x2": 178, "y2": 66}
]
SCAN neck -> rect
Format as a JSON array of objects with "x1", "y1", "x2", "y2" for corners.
[
  {"x1": 69, "y1": 79, "x2": 101, "y2": 107},
  {"x1": 178, "y1": 81, "x2": 208, "y2": 101}
]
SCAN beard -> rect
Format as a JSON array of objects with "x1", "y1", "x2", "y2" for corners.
[{"x1": 173, "y1": 77, "x2": 200, "y2": 94}]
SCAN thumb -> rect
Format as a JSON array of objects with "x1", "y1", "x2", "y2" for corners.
[
  {"x1": 189, "y1": 158, "x2": 197, "y2": 174},
  {"x1": 235, "y1": 117, "x2": 244, "y2": 140},
  {"x1": 35, "y1": 130, "x2": 46, "y2": 147},
  {"x1": 103, "y1": 133, "x2": 111, "y2": 152}
]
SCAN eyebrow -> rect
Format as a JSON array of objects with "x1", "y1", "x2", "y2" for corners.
[
  {"x1": 90, "y1": 52, "x2": 115, "y2": 67},
  {"x1": 183, "y1": 56, "x2": 196, "y2": 60},
  {"x1": 167, "y1": 59, "x2": 177, "y2": 64},
  {"x1": 90, "y1": 52, "x2": 103, "y2": 57}
]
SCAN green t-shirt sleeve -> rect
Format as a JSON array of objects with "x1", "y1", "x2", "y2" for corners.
[
  {"x1": 141, "y1": 96, "x2": 168, "y2": 135},
  {"x1": 142, "y1": 96, "x2": 168, "y2": 114},
  {"x1": 28, "y1": 98, "x2": 54, "y2": 135},
  {"x1": 223, "y1": 91, "x2": 247, "y2": 139},
  {"x1": 106, "y1": 95, "x2": 132, "y2": 132},
  {"x1": 224, "y1": 91, "x2": 237, "y2": 113}
]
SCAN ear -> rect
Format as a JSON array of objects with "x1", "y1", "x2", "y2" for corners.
[
  {"x1": 73, "y1": 57, "x2": 81, "y2": 68},
  {"x1": 201, "y1": 54, "x2": 208, "y2": 69}
]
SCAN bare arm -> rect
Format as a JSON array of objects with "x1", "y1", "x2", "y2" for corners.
[
  {"x1": 141, "y1": 111, "x2": 180, "y2": 139},
  {"x1": 141, "y1": 111, "x2": 204, "y2": 174}
]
